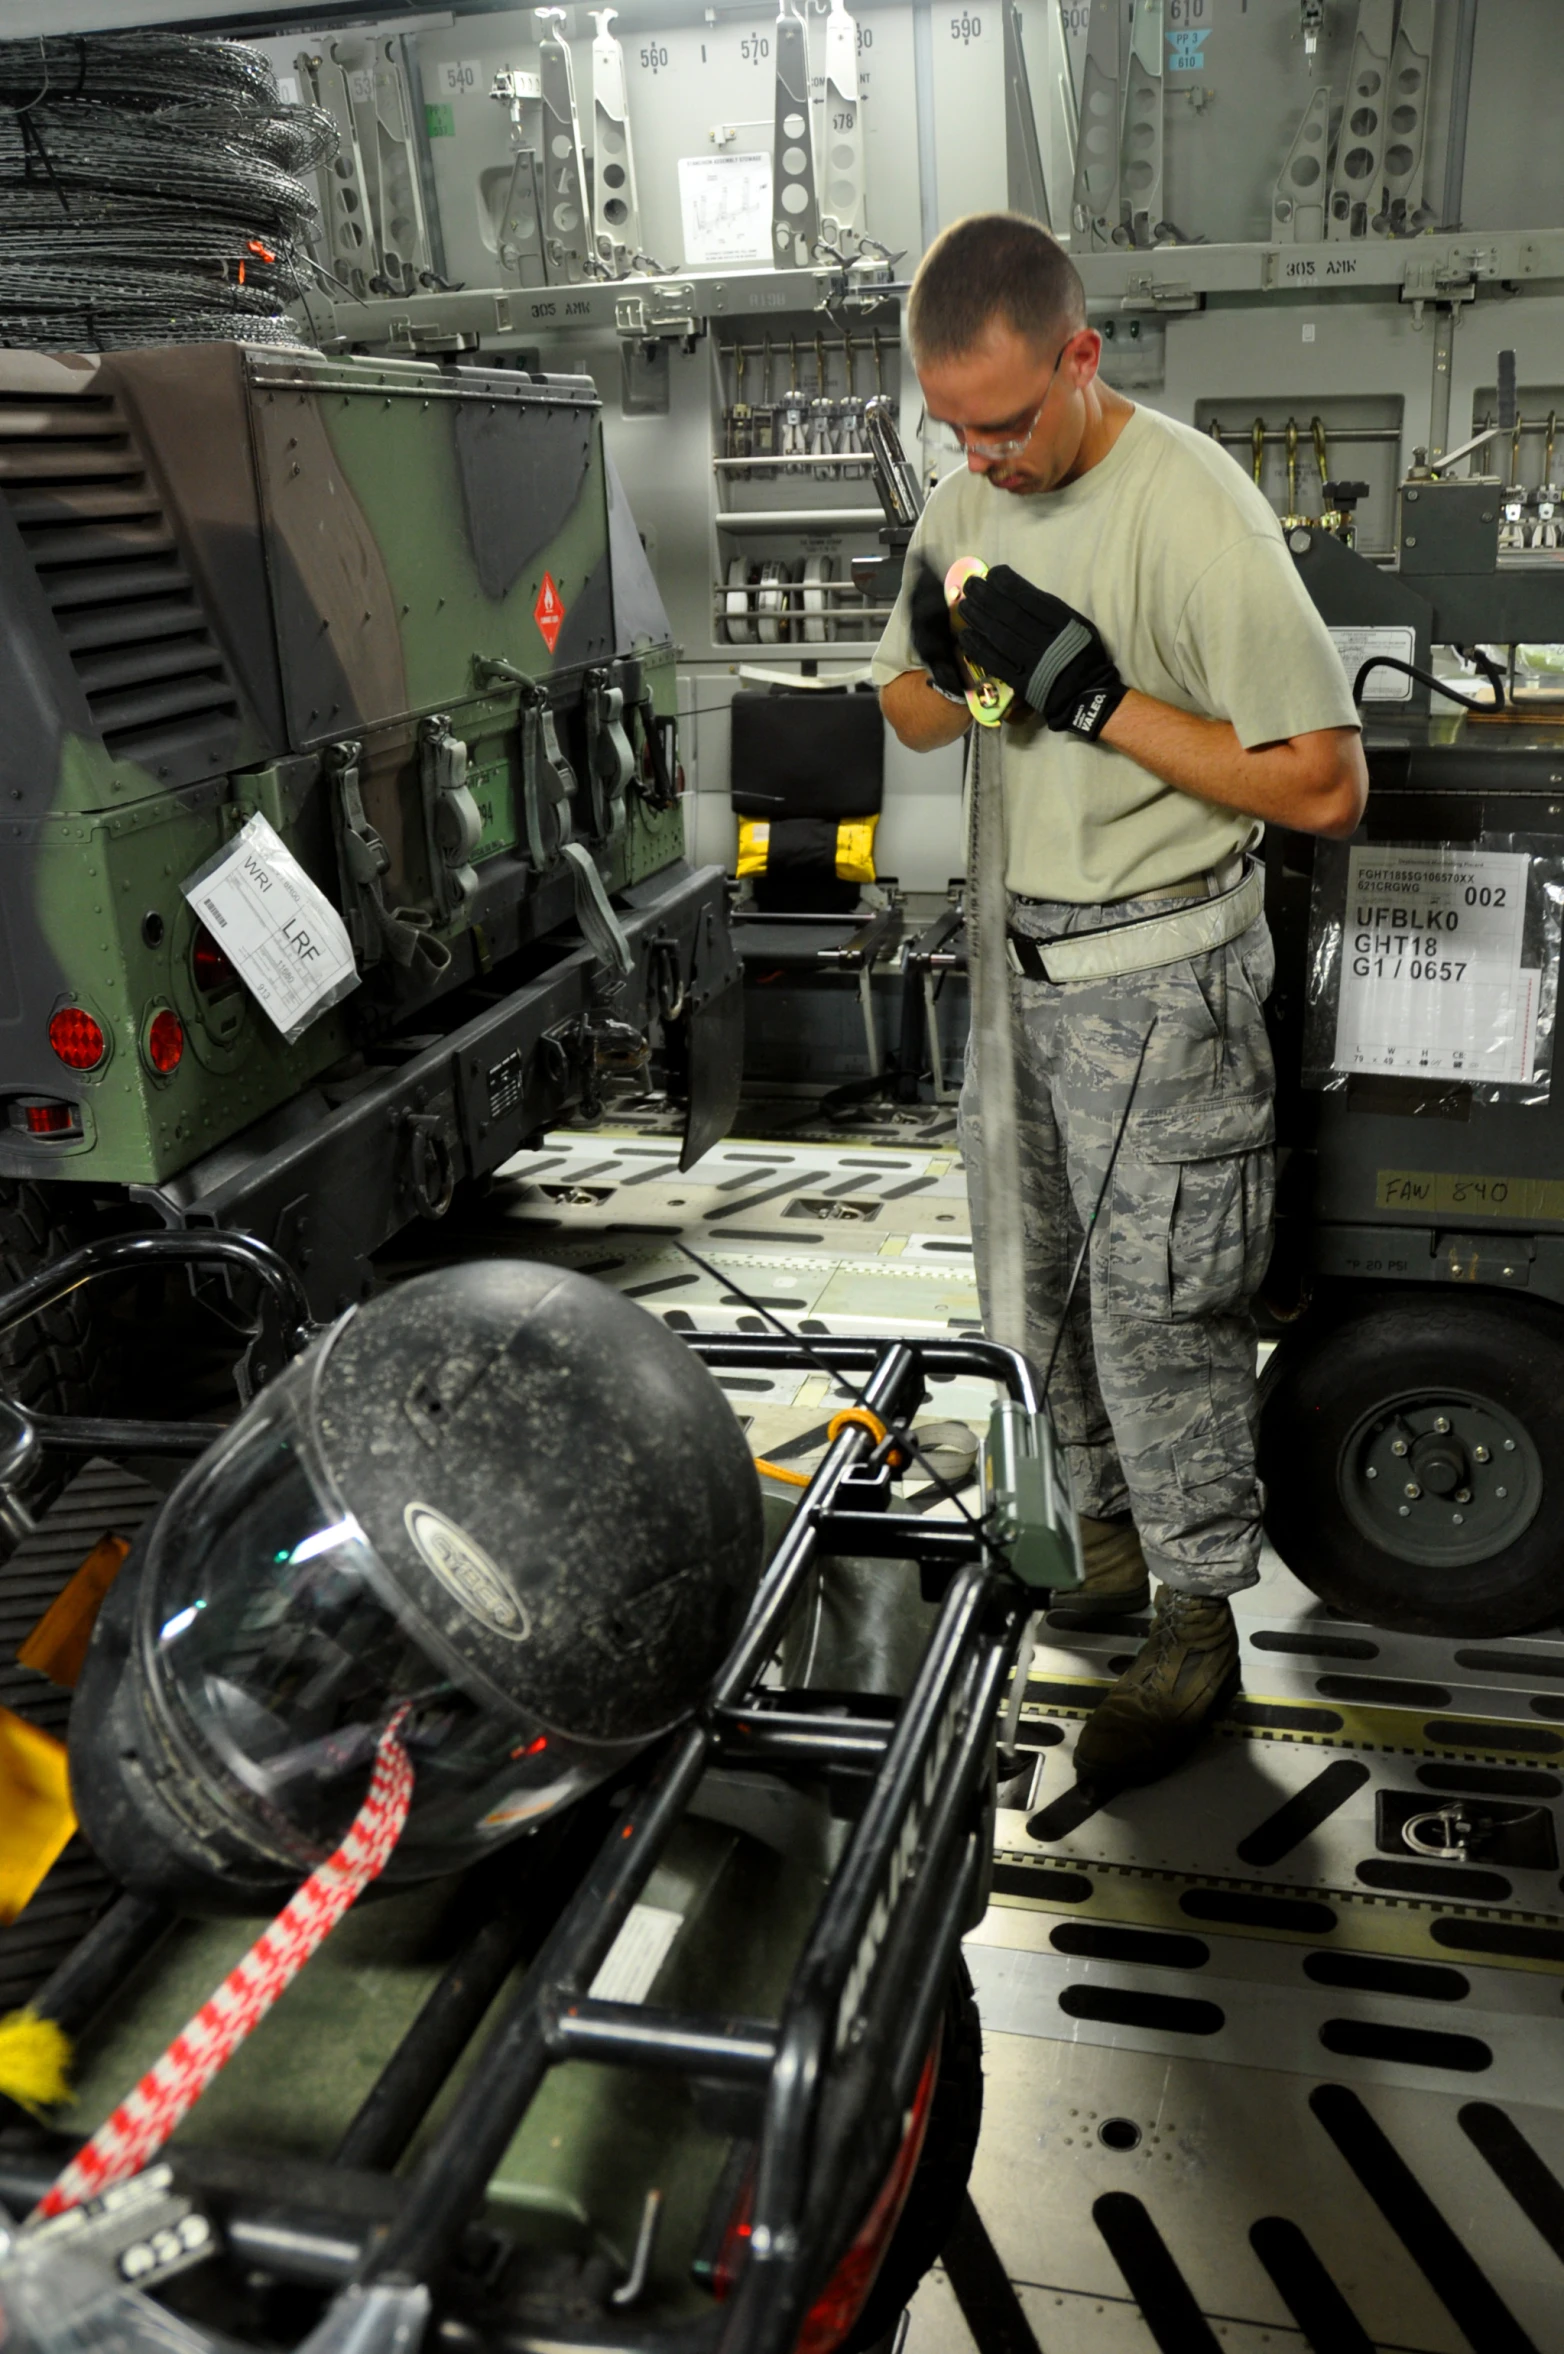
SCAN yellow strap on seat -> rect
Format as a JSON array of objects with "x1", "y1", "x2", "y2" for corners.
[
  {"x1": 835, "y1": 814, "x2": 878, "y2": 884},
  {"x1": 736, "y1": 818, "x2": 771, "y2": 878}
]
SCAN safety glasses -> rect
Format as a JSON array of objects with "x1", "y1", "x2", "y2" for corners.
[{"x1": 924, "y1": 335, "x2": 1071, "y2": 460}]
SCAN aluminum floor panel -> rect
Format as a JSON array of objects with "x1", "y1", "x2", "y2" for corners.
[{"x1": 408, "y1": 1127, "x2": 1564, "y2": 2350}]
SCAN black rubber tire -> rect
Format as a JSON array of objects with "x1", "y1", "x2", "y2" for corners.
[
  {"x1": 1259, "y1": 1285, "x2": 1564, "y2": 1637},
  {"x1": 0, "y1": 1181, "x2": 102, "y2": 1419},
  {"x1": 839, "y1": 1961, "x2": 985, "y2": 2353}
]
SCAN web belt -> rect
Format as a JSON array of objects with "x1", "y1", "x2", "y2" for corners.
[{"x1": 1007, "y1": 855, "x2": 1264, "y2": 984}]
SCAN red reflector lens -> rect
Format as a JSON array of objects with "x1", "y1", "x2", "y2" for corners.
[
  {"x1": 710, "y1": 2039, "x2": 942, "y2": 2348},
  {"x1": 24, "y1": 1103, "x2": 75, "y2": 1135},
  {"x1": 49, "y1": 1007, "x2": 106, "y2": 1071},
  {"x1": 146, "y1": 1009, "x2": 185, "y2": 1075},
  {"x1": 794, "y1": 2040, "x2": 941, "y2": 2354},
  {"x1": 191, "y1": 923, "x2": 238, "y2": 995}
]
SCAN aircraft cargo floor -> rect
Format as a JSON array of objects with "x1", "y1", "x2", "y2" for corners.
[
  {"x1": 484, "y1": 1120, "x2": 1564, "y2": 2354},
  {"x1": 2, "y1": 1113, "x2": 1561, "y2": 2352}
]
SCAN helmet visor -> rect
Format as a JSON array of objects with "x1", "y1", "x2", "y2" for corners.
[{"x1": 141, "y1": 1360, "x2": 625, "y2": 1874}]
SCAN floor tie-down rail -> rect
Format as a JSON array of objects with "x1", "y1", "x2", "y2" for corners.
[{"x1": 0, "y1": 1325, "x2": 1042, "y2": 2354}]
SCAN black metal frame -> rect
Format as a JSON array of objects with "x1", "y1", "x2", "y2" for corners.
[{"x1": 0, "y1": 1234, "x2": 1041, "y2": 2354}]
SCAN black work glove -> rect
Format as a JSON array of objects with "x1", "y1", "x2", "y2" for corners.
[
  {"x1": 906, "y1": 557, "x2": 967, "y2": 704},
  {"x1": 956, "y1": 564, "x2": 1128, "y2": 739}
]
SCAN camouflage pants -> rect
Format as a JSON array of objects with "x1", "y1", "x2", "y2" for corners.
[{"x1": 961, "y1": 896, "x2": 1276, "y2": 1597}]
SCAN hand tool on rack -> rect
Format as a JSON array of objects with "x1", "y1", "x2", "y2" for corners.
[
  {"x1": 772, "y1": 0, "x2": 820, "y2": 267},
  {"x1": 589, "y1": 8, "x2": 642, "y2": 277},
  {"x1": 810, "y1": 330, "x2": 838, "y2": 477},
  {"x1": 727, "y1": 340, "x2": 753, "y2": 459},
  {"x1": 1536, "y1": 412, "x2": 1560, "y2": 548},
  {"x1": 779, "y1": 335, "x2": 809, "y2": 458},
  {"x1": 535, "y1": 6, "x2": 595, "y2": 282},
  {"x1": 1312, "y1": 415, "x2": 1330, "y2": 514},
  {"x1": 839, "y1": 332, "x2": 867, "y2": 478},
  {"x1": 1251, "y1": 415, "x2": 1266, "y2": 489},
  {"x1": 1282, "y1": 416, "x2": 1302, "y2": 528},
  {"x1": 754, "y1": 334, "x2": 777, "y2": 472},
  {"x1": 1501, "y1": 413, "x2": 1528, "y2": 550},
  {"x1": 865, "y1": 392, "x2": 922, "y2": 534}
]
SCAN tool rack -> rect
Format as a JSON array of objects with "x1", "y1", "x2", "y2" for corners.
[{"x1": 711, "y1": 319, "x2": 905, "y2": 657}]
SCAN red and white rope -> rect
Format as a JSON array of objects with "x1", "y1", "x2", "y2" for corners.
[{"x1": 35, "y1": 1715, "x2": 414, "y2": 2219}]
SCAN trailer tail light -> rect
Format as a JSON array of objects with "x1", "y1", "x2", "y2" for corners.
[
  {"x1": 711, "y1": 2035, "x2": 941, "y2": 2352},
  {"x1": 49, "y1": 1007, "x2": 107, "y2": 1071},
  {"x1": 191, "y1": 923, "x2": 239, "y2": 996},
  {"x1": 794, "y1": 2041, "x2": 940, "y2": 2354},
  {"x1": 144, "y1": 1009, "x2": 185, "y2": 1075},
  {"x1": 8, "y1": 1098, "x2": 81, "y2": 1140}
]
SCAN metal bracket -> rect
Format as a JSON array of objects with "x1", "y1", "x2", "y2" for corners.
[
  {"x1": 523, "y1": 695, "x2": 578, "y2": 874},
  {"x1": 1070, "y1": 0, "x2": 1123, "y2": 249},
  {"x1": 590, "y1": 9, "x2": 643, "y2": 276},
  {"x1": 419, "y1": 713, "x2": 482, "y2": 921},
  {"x1": 1400, "y1": 254, "x2": 1486, "y2": 305},
  {"x1": 328, "y1": 739, "x2": 451, "y2": 982},
  {"x1": 772, "y1": 0, "x2": 820, "y2": 268},
  {"x1": 473, "y1": 657, "x2": 576, "y2": 875},
  {"x1": 1327, "y1": 0, "x2": 1393, "y2": 242},
  {"x1": 819, "y1": 0, "x2": 866, "y2": 252},
  {"x1": 1273, "y1": 84, "x2": 1333, "y2": 244},
  {"x1": 536, "y1": 7, "x2": 596, "y2": 284},
  {"x1": 584, "y1": 669, "x2": 635, "y2": 843},
  {"x1": 1118, "y1": 272, "x2": 1200, "y2": 313},
  {"x1": 1120, "y1": 0, "x2": 1164, "y2": 251},
  {"x1": 1382, "y1": 0, "x2": 1435, "y2": 235},
  {"x1": 632, "y1": 695, "x2": 677, "y2": 814},
  {"x1": 1003, "y1": 0, "x2": 1051, "y2": 229},
  {"x1": 614, "y1": 283, "x2": 700, "y2": 343}
]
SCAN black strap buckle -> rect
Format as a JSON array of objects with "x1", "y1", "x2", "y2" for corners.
[{"x1": 1005, "y1": 929, "x2": 1050, "y2": 983}]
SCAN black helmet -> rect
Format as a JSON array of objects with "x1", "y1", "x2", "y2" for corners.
[{"x1": 70, "y1": 1262, "x2": 763, "y2": 1909}]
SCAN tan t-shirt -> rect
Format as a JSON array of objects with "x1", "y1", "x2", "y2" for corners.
[{"x1": 870, "y1": 403, "x2": 1360, "y2": 903}]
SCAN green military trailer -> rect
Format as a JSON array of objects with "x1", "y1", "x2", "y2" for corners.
[{"x1": 0, "y1": 340, "x2": 739, "y2": 1400}]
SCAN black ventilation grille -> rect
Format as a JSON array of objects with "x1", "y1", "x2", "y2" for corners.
[{"x1": 0, "y1": 386, "x2": 239, "y2": 778}]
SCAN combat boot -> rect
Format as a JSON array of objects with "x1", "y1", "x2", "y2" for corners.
[
  {"x1": 1073, "y1": 1587, "x2": 1240, "y2": 1788},
  {"x1": 1055, "y1": 1514, "x2": 1151, "y2": 1617}
]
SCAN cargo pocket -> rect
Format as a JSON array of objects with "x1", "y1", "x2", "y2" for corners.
[{"x1": 1107, "y1": 1089, "x2": 1275, "y2": 1324}]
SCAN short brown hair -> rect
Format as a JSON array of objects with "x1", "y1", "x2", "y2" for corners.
[{"x1": 907, "y1": 213, "x2": 1086, "y2": 364}]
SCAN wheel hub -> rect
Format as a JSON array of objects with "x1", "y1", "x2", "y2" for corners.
[
  {"x1": 1410, "y1": 1433, "x2": 1465, "y2": 1496},
  {"x1": 1338, "y1": 1388, "x2": 1542, "y2": 1569}
]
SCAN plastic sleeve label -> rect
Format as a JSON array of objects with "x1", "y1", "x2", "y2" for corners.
[
  {"x1": 1334, "y1": 847, "x2": 1538, "y2": 1085},
  {"x1": 182, "y1": 814, "x2": 358, "y2": 1042}
]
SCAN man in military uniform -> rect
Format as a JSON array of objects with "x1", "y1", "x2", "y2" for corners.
[{"x1": 874, "y1": 215, "x2": 1367, "y2": 1787}]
